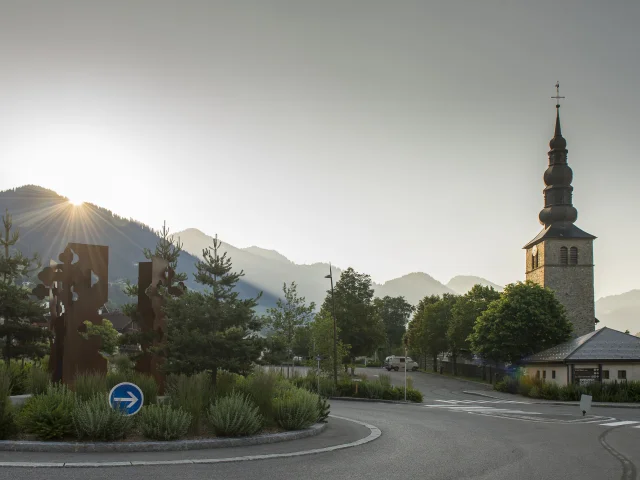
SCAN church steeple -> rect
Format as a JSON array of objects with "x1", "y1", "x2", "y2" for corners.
[{"x1": 538, "y1": 84, "x2": 577, "y2": 228}]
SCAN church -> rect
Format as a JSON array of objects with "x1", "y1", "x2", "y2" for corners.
[{"x1": 520, "y1": 89, "x2": 640, "y2": 384}]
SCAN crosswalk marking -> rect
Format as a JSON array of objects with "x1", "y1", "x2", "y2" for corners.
[{"x1": 598, "y1": 421, "x2": 640, "y2": 427}]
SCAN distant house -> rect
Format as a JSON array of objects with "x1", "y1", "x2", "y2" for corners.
[
  {"x1": 102, "y1": 311, "x2": 135, "y2": 334},
  {"x1": 521, "y1": 327, "x2": 640, "y2": 385}
]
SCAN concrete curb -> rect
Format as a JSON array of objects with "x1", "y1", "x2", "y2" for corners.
[
  {"x1": 329, "y1": 397, "x2": 416, "y2": 405},
  {"x1": 0, "y1": 423, "x2": 328, "y2": 453},
  {"x1": 0, "y1": 415, "x2": 381, "y2": 468},
  {"x1": 462, "y1": 390, "x2": 640, "y2": 409}
]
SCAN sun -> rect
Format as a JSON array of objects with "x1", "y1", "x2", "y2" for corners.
[{"x1": 68, "y1": 197, "x2": 84, "y2": 207}]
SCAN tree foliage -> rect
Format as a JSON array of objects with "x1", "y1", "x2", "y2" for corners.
[
  {"x1": 374, "y1": 296, "x2": 413, "y2": 355},
  {"x1": 0, "y1": 210, "x2": 49, "y2": 363},
  {"x1": 448, "y1": 285, "x2": 501, "y2": 360},
  {"x1": 266, "y1": 282, "x2": 315, "y2": 360},
  {"x1": 310, "y1": 311, "x2": 350, "y2": 374},
  {"x1": 469, "y1": 281, "x2": 573, "y2": 365},
  {"x1": 81, "y1": 319, "x2": 119, "y2": 357},
  {"x1": 319, "y1": 268, "x2": 385, "y2": 360},
  {"x1": 164, "y1": 235, "x2": 262, "y2": 383}
]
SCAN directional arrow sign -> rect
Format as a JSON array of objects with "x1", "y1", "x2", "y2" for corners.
[{"x1": 108, "y1": 382, "x2": 144, "y2": 416}]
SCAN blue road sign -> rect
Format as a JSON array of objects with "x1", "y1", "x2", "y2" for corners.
[{"x1": 108, "y1": 382, "x2": 144, "y2": 416}]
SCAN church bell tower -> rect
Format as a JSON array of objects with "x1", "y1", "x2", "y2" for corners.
[{"x1": 524, "y1": 84, "x2": 596, "y2": 337}]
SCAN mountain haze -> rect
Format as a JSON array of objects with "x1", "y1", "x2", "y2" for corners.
[
  {"x1": 596, "y1": 290, "x2": 640, "y2": 334},
  {"x1": 446, "y1": 276, "x2": 503, "y2": 295}
]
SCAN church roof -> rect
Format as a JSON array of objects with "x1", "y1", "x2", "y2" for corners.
[
  {"x1": 523, "y1": 223, "x2": 597, "y2": 249},
  {"x1": 522, "y1": 327, "x2": 640, "y2": 364}
]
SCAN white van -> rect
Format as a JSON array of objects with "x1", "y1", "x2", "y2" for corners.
[{"x1": 384, "y1": 356, "x2": 419, "y2": 372}]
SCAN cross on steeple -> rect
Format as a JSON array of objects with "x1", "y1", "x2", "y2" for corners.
[{"x1": 552, "y1": 81, "x2": 565, "y2": 107}]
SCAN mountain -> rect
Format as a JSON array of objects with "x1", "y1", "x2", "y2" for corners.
[
  {"x1": 0, "y1": 186, "x2": 275, "y2": 310},
  {"x1": 595, "y1": 290, "x2": 640, "y2": 334},
  {"x1": 374, "y1": 272, "x2": 454, "y2": 306},
  {"x1": 446, "y1": 275, "x2": 503, "y2": 295}
]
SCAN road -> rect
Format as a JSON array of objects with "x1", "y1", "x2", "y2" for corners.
[{"x1": 1, "y1": 369, "x2": 638, "y2": 480}]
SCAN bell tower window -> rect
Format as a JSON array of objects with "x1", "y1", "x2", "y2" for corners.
[
  {"x1": 570, "y1": 247, "x2": 578, "y2": 265},
  {"x1": 560, "y1": 246, "x2": 568, "y2": 265}
]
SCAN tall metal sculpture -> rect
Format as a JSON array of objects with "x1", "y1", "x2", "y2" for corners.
[
  {"x1": 33, "y1": 243, "x2": 109, "y2": 385},
  {"x1": 135, "y1": 256, "x2": 184, "y2": 393}
]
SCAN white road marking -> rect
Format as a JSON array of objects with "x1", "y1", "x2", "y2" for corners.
[{"x1": 598, "y1": 421, "x2": 640, "y2": 427}]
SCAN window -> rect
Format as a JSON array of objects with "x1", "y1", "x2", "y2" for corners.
[
  {"x1": 532, "y1": 252, "x2": 539, "y2": 269},
  {"x1": 560, "y1": 246, "x2": 568, "y2": 265},
  {"x1": 603, "y1": 370, "x2": 610, "y2": 380},
  {"x1": 543, "y1": 370, "x2": 547, "y2": 380},
  {"x1": 618, "y1": 370, "x2": 627, "y2": 380},
  {"x1": 570, "y1": 247, "x2": 578, "y2": 265},
  {"x1": 536, "y1": 370, "x2": 540, "y2": 379},
  {"x1": 552, "y1": 370, "x2": 556, "y2": 379}
]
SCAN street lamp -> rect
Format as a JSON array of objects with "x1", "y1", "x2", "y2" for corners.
[{"x1": 324, "y1": 264, "x2": 338, "y2": 387}]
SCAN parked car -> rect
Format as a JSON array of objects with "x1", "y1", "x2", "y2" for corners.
[{"x1": 384, "y1": 356, "x2": 419, "y2": 371}]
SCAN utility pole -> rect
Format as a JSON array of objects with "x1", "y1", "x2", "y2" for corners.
[{"x1": 325, "y1": 263, "x2": 338, "y2": 387}]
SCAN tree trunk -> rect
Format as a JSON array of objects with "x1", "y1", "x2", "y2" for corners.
[{"x1": 432, "y1": 353, "x2": 437, "y2": 373}]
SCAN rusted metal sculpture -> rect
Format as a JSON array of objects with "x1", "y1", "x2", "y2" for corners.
[
  {"x1": 135, "y1": 256, "x2": 184, "y2": 393},
  {"x1": 33, "y1": 243, "x2": 109, "y2": 385}
]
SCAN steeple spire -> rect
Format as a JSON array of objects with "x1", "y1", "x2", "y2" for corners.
[{"x1": 538, "y1": 83, "x2": 576, "y2": 228}]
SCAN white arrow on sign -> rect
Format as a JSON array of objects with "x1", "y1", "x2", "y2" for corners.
[{"x1": 114, "y1": 391, "x2": 139, "y2": 409}]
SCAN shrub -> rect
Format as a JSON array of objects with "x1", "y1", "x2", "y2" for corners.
[
  {"x1": 168, "y1": 373, "x2": 214, "y2": 434},
  {"x1": 317, "y1": 397, "x2": 330, "y2": 422},
  {"x1": 27, "y1": 366, "x2": 50, "y2": 395},
  {"x1": 128, "y1": 373, "x2": 158, "y2": 405},
  {"x1": 238, "y1": 371, "x2": 279, "y2": 425},
  {"x1": 528, "y1": 386, "x2": 540, "y2": 398},
  {"x1": 111, "y1": 355, "x2": 135, "y2": 374},
  {"x1": 18, "y1": 384, "x2": 75, "y2": 440},
  {"x1": 216, "y1": 370, "x2": 242, "y2": 398},
  {"x1": 273, "y1": 388, "x2": 319, "y2": 430},
  {"x1": 139, "y1": 404, "x2": 192, "y2": 441},
  {"x1": 74, "y1": 372, "x2": 107, "y2": 402},
  {"x1": 207, "y1": 392, "x2": 263, "y2": 437},
  {"x1": 377, "y1": 374, "x2": 392, "y2": 388},
  {"x1": 1, "y1": 362, "x2": 28, "y2": 395},
  {"x1": 494, "y1": 376, "x2": 519, "y2": 394},
  {"x1": 106, "y1": 371, "x2": 128, "y2": 391},
  {"x1": 405, "y1": 388, "x2": 423, "y2": 403},
  {"x1": 0, "y1": 368, "x2": 16, "y2": 439},
  {"x1": 540, "y1": 382, "x2": 560, "y2": 400},
  {"x1": 73, "y1": 394, "x2": 134, "y2": 441}
]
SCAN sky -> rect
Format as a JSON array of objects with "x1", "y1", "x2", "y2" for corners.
[{"x1": 1, "y1": 1, "x2": 639, "y2": 298}]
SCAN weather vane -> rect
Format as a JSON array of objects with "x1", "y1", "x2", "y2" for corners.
[{"x1": 552, "y1": 81, "x2": 565, "y2": 107}]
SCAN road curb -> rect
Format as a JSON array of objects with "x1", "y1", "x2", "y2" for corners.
[
  {"x1": 0, "y1": 415, "x2": 381, "y2": 468},
  {"x1": 329, "y1": 397, "x2": 416, "y2": 405},
  {"x1": 0, "y1": 423, "x2": 328, "y2": 453},
  {"x1": 462, "y1": 390, "x2": 640, "y2": 409}
]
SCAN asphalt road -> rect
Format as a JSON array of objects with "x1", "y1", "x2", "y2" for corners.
[{"x1": 1, "y1": 370, "x2": 638, "y2": 480}]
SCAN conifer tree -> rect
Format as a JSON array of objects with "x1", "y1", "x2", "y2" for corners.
[
  {"x1": 164, "y1": 235, "x2": 263, "y2": 384},
  {"x1": 0, "y1": 210, "x2": 49, "y2": 364}
]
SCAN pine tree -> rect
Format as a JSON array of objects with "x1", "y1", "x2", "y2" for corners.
[
  {"x1": 164, "y1": 235, "x2": 263, "y2": 384},
  {"x1": 0, "y1": 210, "x2": 49, "y2": 364}
]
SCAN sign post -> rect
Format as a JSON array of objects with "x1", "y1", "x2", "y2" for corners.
[
  {"x1": 109, "y1": 382, "x2": 144, "y2": 416},
  {"x1": 579, "y1": 394, "x2": 592, "y2": 417},
  {"x1": 315, "y1": 355, "x2": 322, "y2": 394},
  {"x1": 404, "y1": 348, "x2": 407, "y2": 402}
]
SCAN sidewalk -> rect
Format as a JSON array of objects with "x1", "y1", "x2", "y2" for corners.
[{"x1": 463, "y1": 389, "x2": 640, "y2": 409}]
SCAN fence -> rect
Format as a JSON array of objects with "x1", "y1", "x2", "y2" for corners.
[{"x1": 418, "y1": 357, "x2": 509, "y2": 384}]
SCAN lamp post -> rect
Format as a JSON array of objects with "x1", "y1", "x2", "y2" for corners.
[{"x1": 325, "y1": 264, "x2": 338, "y2": 387}]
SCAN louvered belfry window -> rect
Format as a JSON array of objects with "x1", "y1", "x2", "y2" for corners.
[
  {"x1": 569, "y1": 247, "x2": 578, "y2": 265},
  {"x1": 560, "y1": 246, "x2": 568, "y2": 265}
]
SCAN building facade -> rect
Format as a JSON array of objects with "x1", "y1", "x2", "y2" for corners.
[{"x1": 523, "y1": 102, "x2": 596, "y2": 338}]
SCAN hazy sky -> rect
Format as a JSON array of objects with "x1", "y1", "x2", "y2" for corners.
[{"x1": 1, "y1": 1, "x2": 639, "y2": 298}]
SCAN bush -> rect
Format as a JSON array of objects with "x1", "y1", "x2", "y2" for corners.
[
  {"x1": 207, "y1": 392, "x2": 263, "y2": 437},
  {"x1": 167, "y1": 373, "x2": 214, "y2": 434},
  {"x1": 27, "y1": 366, "x2": 50, "y2": 395},
  {"x1": 238, "y1": 371, "x2": 279, "y2": 425},
  {"x1": 128, "y1": 373, "x2": 158, "y2": 405},
  {"x1": 494, "y1": 376, "x2": 519, "y2": 394},
  {"x1": 111, "y1": 355, "x2": 135, "y2": 374},
  {"x1": 527, "y1": 386, "x2": 540, "y2": 399},
  {"x1": 18, "y1": 384, "x2": 75, "y2": 440},
  {"x1": 273, "y1": 388, "x2": 319, "y2": 430},
  {"x1": 317, "y1": 397, "x2": 330, "y2": 422},
  {"x1": 139, "y1": 404, "x2": 192, "y2": 441},
  {"x1": 0, "y1": 368, "x2": 16, "y2": 439},
  {"x1": 106, "y1": 371, "x2": 128, "y2": 391},
  {"x1": 216, "y1": 369, "x2": 242, "y2": 398},
  {"x1": 540, "y1": 382, "x2": 560, "y2": 400},
  {"x1": 1, "y1": 362, "x2": 28, "y2": 395},
  {"x1": 378, "y1": 374, "x2": 392, "y2": 388},
  {"x1": 74, "y1": 372, "x2": 107, "y2": 402},
  {"x1": 405, "y1": 388, "x2": 423, "y2": 403},
  {"x1": 73, "y1": 394, "x2": 134, "y2": 441}
]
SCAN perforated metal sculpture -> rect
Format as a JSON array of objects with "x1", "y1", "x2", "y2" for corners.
[
  {"x1": 135, "y1": 256, "x2": 184, "y2": 393},
  {"x1": 32, "y1": 243, "x2": 109, "y2": 385}
]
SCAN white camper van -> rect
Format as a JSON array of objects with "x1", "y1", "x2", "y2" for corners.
[{"x1": 384, "y1": 355, "x2": 419, "y2": 372}]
